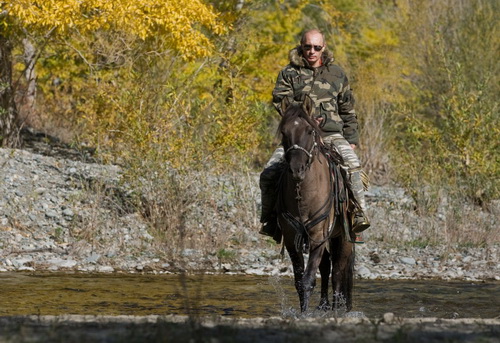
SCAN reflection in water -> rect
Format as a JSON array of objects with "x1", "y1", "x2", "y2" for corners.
[{"x1": 0, "y1": 273, "x2": 498, "y2": 319}]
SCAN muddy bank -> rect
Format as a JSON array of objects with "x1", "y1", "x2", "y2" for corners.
[{"x1": 1, "y1": 315, "x2": 499, "y2": 343}]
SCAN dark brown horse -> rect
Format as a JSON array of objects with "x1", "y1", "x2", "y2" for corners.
[{"x1": 277, "y1": 96, "x2": 355, "y2": 313}]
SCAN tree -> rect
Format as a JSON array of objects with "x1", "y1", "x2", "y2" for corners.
[{"x1": 0, "y1": 0, "x2": 227, "y2": 147}]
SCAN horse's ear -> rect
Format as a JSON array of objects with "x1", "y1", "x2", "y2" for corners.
[
  {"x1": 302, "y1": 95, "x2": 314, "y2": 117},
  {"x1": 280, "y1": 97, "x2": 291, "y2": 115}
]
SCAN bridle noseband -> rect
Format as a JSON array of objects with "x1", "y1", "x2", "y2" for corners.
[{"x1": 284, "y1": 129, "x2": 318, "y2": 168}]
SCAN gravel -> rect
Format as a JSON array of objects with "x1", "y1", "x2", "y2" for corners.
[{"x1": 0, "y1": 147, "x2": 498, "y2": 281}]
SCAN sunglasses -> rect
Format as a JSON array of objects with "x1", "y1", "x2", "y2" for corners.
[{"x1": 303, "y1": 44, "x2": 323, "y2": 52}]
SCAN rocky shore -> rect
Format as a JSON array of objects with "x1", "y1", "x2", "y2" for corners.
[{"x1": 0, "y1": 146, "x2": 498, "y2": 281}]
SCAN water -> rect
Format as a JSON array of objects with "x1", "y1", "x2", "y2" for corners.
[{"x1": 0, "y1": 273, "x2": 498, "y2": 319}]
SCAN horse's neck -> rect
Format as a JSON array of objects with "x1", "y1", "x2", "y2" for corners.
[{"x1": 284, "y1": 152, "x2": 332, "y2": 222}]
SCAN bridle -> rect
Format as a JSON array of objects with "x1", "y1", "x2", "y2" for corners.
[{"x1": 284, "y1": 129, "x2": 318, "y2": 168}]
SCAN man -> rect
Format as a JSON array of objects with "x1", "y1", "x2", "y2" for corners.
[{"x1": 259, "y1": 29, "x2": 370, "y2": 242}]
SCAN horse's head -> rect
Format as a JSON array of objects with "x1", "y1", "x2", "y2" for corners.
[{"x1": 278, "y1": 95, "x2": 321, "y2": 182}]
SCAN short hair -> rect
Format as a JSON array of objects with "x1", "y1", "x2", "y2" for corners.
[{"x1": 300, "y1": 29, "x2": 325, "y2": 45}]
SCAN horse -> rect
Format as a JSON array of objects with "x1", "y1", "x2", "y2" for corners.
[{"x1": 276, "y1": 95, "x2": 355, "y2": 313}]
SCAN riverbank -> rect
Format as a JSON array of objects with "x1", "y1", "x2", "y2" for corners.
[
  {"x1": 0, "y1": 145, "x2": 498, "y2": 281},
  {"x1": 1, "y1": 315, "x2": 499, "y2": 343}
]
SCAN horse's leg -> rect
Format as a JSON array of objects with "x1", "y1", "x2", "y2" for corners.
[
  {"x1": 318, "y1": 250, "x2": 331, "y2": 310},
  {"x1": 331, "y1": 236, "x2": 355, "y2": 312},
  {"x1": 282, "y1": 228, "x2": 305, "y2": 311},
  {"x1": 318, "y1": 249, "x2": 331, "y2": 310},
  {"x1": 300, "y1": 241, "x2": 326, "y2": 312},
  {"x1": 287, "y1": 248, "x2": 305, "y2": 310}
]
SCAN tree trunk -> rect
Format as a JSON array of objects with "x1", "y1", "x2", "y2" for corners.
[
  {"x1": 0, "y1": 34, "x2": 21, "y2": 147},
  {"x1": 21, "y1": 38, "x2": 37, "y2": 119}
]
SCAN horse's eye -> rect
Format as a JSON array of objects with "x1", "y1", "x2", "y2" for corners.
[{"x1": 281, "y1": 136, "x2": 289, "y2": 146}]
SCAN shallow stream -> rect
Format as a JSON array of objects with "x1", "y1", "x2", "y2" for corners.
[{"x1": 1, "y1": 273, "x2": 498, "y2": 319}]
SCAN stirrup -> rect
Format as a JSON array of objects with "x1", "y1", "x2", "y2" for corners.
[{"x1": 352, "y1": 214, "x2": 370, "y2": 233}]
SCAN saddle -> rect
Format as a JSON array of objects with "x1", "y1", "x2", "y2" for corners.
[{"x1": 324, "y1": 145, "x2": 360, "y2": 242}]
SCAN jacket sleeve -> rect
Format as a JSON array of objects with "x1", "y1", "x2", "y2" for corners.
[
  {"x1": 338, "y1": 78, "x2": 359, "y2": 145},
  {"x1": 272, "y1": 68, "x2": 294, "y2": 115}
]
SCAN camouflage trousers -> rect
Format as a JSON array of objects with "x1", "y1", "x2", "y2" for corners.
[
  {"x1": 259, "y1": 133, "x2": 367, "y2": 223},
  {"x1": 323, "y1": 134, "x2": 366, "y2": 212}
]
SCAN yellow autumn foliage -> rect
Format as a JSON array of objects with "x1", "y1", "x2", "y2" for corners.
[{"x1": 3, "y1": 0, "x2": 227, "y2": 59}]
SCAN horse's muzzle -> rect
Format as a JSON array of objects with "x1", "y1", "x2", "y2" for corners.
[{"x1": 290, "y1": 165, "x2": 306, "y2": 182}]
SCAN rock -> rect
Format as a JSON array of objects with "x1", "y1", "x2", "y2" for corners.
[
  {"x1": 220, "y1": 263, "x2": 232, "y2": 271},
  {"x1": 383, "y1": 312, "x2": 395, "y2": 324},
  {"x1": 62, "y1": 208, "x2": 74, "y2": 217},
  {"x1": 18, "y1": 266, "x2": 35, "y2": 271},
  {"x1": 48, "y1": 258, "x2": 77, "y2": 269},
  {"x1": 357, "y1": 266, "x2": 372, "y2": 278},
  {"x1": 97, "y1": 266, "x2": 114, "y2": 273},
  {"x1": 400, "y1": 257, "x2": 416, "y2": 265},
  {"x1": 45, "y1": 210, "x2": 59, "y2": 219},
  {"x1": 85, "y1": 253, "x2": 101, "y2": 264},
  {"x1": 12, "y1": 257, "x2": 33, "y2": 268},
  {"x1": 462, "y1": 255, "x2": 473, "y2": 263}
]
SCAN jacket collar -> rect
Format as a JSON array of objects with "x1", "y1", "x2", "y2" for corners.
[{"x1": 288, "y1": 45, "x2": 335, "y2": 69}]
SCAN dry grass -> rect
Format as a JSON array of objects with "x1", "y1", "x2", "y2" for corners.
[
  {"x1": 118, "y1": 166, "x2": 262, "y2": 261},
  {"x1": 61, "y1": 154, "x2": 497, "y2": 260},
  {"x1": 364, "y1": 190, "x2": 499, "y2": 251}
]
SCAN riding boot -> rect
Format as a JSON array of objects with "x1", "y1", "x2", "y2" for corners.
[
  {"x1": 349, "y1": 168, "x2": 370, "y2": 233},
  {"x1": 259, "y1": 161, "x2": 283, "y2": 242}
]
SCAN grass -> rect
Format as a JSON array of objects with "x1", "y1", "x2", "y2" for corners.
[{"x1": 217, "y1": 248, "x2": 237, "y2": 262}]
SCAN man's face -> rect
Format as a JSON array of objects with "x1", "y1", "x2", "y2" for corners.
[{"x1": 301, "y1": 33, "x2": 325, "y2": 68}]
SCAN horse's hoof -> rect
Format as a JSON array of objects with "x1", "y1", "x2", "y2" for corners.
[{"x1": 317, "y1": 302, "x2": 331, "y2": 311}]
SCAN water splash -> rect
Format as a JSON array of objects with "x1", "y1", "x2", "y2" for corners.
[
  {"x1": 269, "y1": 276, "x2": 367, "y2": 319},
  {"x1": 268, "y1": 274, "x2": 291, "y2": 316}
]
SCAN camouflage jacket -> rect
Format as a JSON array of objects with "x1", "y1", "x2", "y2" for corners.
[{"x1": 272, "y1": 46, "x2": 359, "y2": 145}]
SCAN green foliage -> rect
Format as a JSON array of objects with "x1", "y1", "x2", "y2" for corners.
[
  {"x1": 216, "y1": 248, "x2": 236, "y2": 261},
  {"x1": 392, "y1": 0, "x2": 499, "y2": 208}
]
